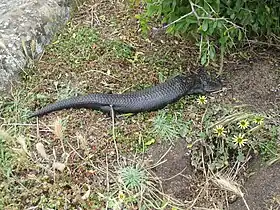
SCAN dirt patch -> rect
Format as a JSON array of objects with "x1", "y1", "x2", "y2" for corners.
[
  {"x1": 221, "y1": 50, "x2": 280, "y2": 116},
  {"x1": 222, "y1": 52, "x2": 280, "y2": 210},
  {"x1": 145, "y1": 139, "x2": 196, "y2": 203},
  {"x1": 230, "y1": 162, "x2": 280, "y2": 210}
]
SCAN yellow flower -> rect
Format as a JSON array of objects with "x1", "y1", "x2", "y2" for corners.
[
  {"x1": 238, "y1": 119, "x2": 249, "y2": 129},
  {"x1": 197, "y1": 95, "x2": 207, "y2": 105},
  {"x1": 118, "y1": 191, "x2": 126, "y2": 201},
  {"x1": 232, "y1": 134, "x2": 248, "y2": 147},
  {"x1": 253, "y1": 116, "x2": 264, "y2": 125},
  {"x1": 213, "y1": 125, "x2": 226, "y2": 137}
]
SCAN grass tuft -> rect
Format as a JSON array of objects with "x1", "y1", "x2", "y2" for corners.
[
  {"x1": 152, "y1": 110, "x2": 191, "y2": 143},
  {"x1": 119, "y1": 164, "x2": 146, "y2": 191}
]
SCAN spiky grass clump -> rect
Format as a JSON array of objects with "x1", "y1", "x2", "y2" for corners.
[{"x1": 119, "y1": 165, "x2": 146, "y2": 191}]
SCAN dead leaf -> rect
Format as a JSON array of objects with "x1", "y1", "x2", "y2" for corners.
[
  {"x1": 0, "y1": 129, "x2": 13, "y2": 141},
  {"x1": 76, "y1": 132, "x2": 88, "y2": 149},
  {"x1": 0, "y1": 39, "x2": 7, "y2": 50},
  {"x1": 52, "y1": 162, "x2": 66, "y2": 172},
  {"x1": 36, "y1": 142, "x2": 49, "y2": 160},
  {"x1": 213, "y1": 175, "x2": 243, "y2": 197},
  {"x1": 17, "y1": 136, "x2": 30, "y2": 155},
  {"x1": 81, "y1": 185, "x2": 91, "y2": 200},
  {"x1": 53, "y1": 118, "x2": 64, "y2": 140}
]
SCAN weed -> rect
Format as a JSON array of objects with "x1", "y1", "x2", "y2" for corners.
[
  {"x1": 188, "y1": 103, "x2": 278, "y2": 171},
  {"x1": 258, "y1": 125, "x2": 279, "y2": 161},
  {"x1": 197, "y1": 95, "x2": 207, "y2": 105},
  {"x1": 107, "y1": 40, "x2": 135, "y2": 59},
  {"x1": 119, "y1": 164, "x2": 146, "y2": 191},
  {"x1": 152, "y1": 110, "x2": 192, "y2": 142},
  {"x1": 54, "y1": 81, "x2": 82, "y2": 100},
  {"x1": 48, "y1": 26, "x2": 100, "y2": 66},
  {"x1": 0, "y1": 135, "x2": 13, "y2": 179}
]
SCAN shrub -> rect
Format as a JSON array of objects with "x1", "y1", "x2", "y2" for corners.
[{"x1": 137, "y1": 0, "x2": 280, "y2": 70}]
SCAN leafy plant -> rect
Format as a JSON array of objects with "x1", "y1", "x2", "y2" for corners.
[
  {"x1": 137, "y1": 0, "x2": 280, "y2": 70},
  {"x1": 49, "y1": 26, "x2": 100, "y2": 66},
  {"x1": 119, "y1": 165, "x2": 147, "y2": 190},
  {"x1": 106, "y1": 40, "x2": 135, "y2": 59},
  {"x1": 0, "y1": 136, "x2": 13, "y2": 179},
  {"x1": 152, "y1": 110, "x2": 191, "y2": 142},
  {"x1": 190, "y1": 103, "x2": 274, "y2": 171},
  {"x1": 258, "y1": 125, "x2": 279, "y2": 161}
]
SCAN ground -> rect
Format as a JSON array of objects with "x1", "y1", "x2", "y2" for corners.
[{"x1": 0, "y1": 0, "x2": 279, "y2": 209}]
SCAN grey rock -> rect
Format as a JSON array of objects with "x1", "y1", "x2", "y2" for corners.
[{"x1": 0, "y1": 0, "x2": 74, "y2": 91}]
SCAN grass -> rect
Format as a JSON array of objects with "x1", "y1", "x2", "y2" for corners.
[
  {"x1": 0, "y1": 0, "x2": 279, "y2": 209},
  {"x1": 48, "y1": 26, "x2": 100, "y2": 67},
  {"x1": 152, "y1": 110, "x2": 192, "y2": 143},
  {"x1": 0, "y1": 132, "x2": 13, "y2": 179}
]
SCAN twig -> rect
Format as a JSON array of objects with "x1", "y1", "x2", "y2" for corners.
[
  {"x1": 189, "y1": 0, "x2": 200, "y2": 21},
  {"x1": 163, "y1": 11, "x2": 194, "y2": 29},
  {"x1": 188, "y1": 185, "x2": 205, "y2": 209},
  {"x1": 201, "y1": 105, "x2": 208, "y2": 132},
  {"x1": 147, "y1": 145, "x2": 172, "y2": 170},
  {"x1": 110, "y1": 105, "x2": 120, "y2": 166},
  {"x1": 219, "y1": 46, "x2": 225, "y2": 75},
  {"x1": 105, "y1": 154, "x2": 109, "y2": 210},
  {"x1": 162, "y1": 164, "x2": 189, "y2": 181},
  {"x1": 242, "y1": 196, "x2": 251, "y2": 210},
  {"x1": 246, "y1": 39, "x2": 280, "y2": 48}
]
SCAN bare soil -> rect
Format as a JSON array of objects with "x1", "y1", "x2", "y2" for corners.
[
  {"x1": 230, "y1": 161, "x2": 280, "y2": 210},
  {"x1": 145, "y1": 139, "x2": 196, "y2": 203},
  {"x1": 222, "y1": 50, "x2": 280, "y2": 115}
]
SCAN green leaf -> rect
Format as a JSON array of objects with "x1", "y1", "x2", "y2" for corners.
[
  {"x1": 202, "y1": 20, "x2": 208, "y2": 32},
  {"x1": 144, "y1": 138, "x2": 155, "y2": 146},
  {"x1": 217, "y1": 21, "x2": 223, "y2": 29},
  {"x1": 238, "y1": 29, "x2": 242, "y2": 41},
  {"x1": 135, "y1": 14, "x2": 141, "y2": 19},
  {"x1": 201, "y1": 52, "x2": 207, "y2": 66},
  {"x1": 237, "y1": 151, "x2": 245, "y2": 162},
  {"x1": 199, "y1": 131, "x2": 207, "y2": 139},
  {"x1": 219, "y1": 36, "x2": 228, "y2": 45},
  {"x1": 265, "y1": 5, "x2": 270, "y2": 13},
  {"x1": 166, "y1": 25, "x2": 175, "y2": 34},
  {"x1": 213, "y1": 21, "x2": 218, "y2": 29},
  {"x1": 209, "y1": 45, "x2": 216, "y2": 60}
]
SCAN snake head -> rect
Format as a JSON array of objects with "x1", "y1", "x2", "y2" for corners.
[{"x1": 189, "y1": 68, "x2": 222, "y2": 94}]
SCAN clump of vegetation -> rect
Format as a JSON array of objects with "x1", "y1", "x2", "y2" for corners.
[
  {"x1": 197, "y1": 111, "x2": 267, "y2": 171},
  {"x1": 137, "y1": 0, "x2": 280, "y2": 69},
  {"x1": 119, "y1": 164, "x2": 146, "y2": 190},
  {"x1": 47, "y1": 25, "x2": 135, "y2": 68},
  {"x1": 48, "y1": 26, "x2": 100, "y2": 66},
  {"x1": 151, "y1": 96, "x2": 279, "y2": 172},
  {"x1": 0, "y1": 132, "x2": 14, "y2": 179},
  {"x1": 152, "y1": 110, "x2": 192, "y2": 142},
  {"x1": 106, "y1": 40, "x2": 135, "y2": 59}
]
